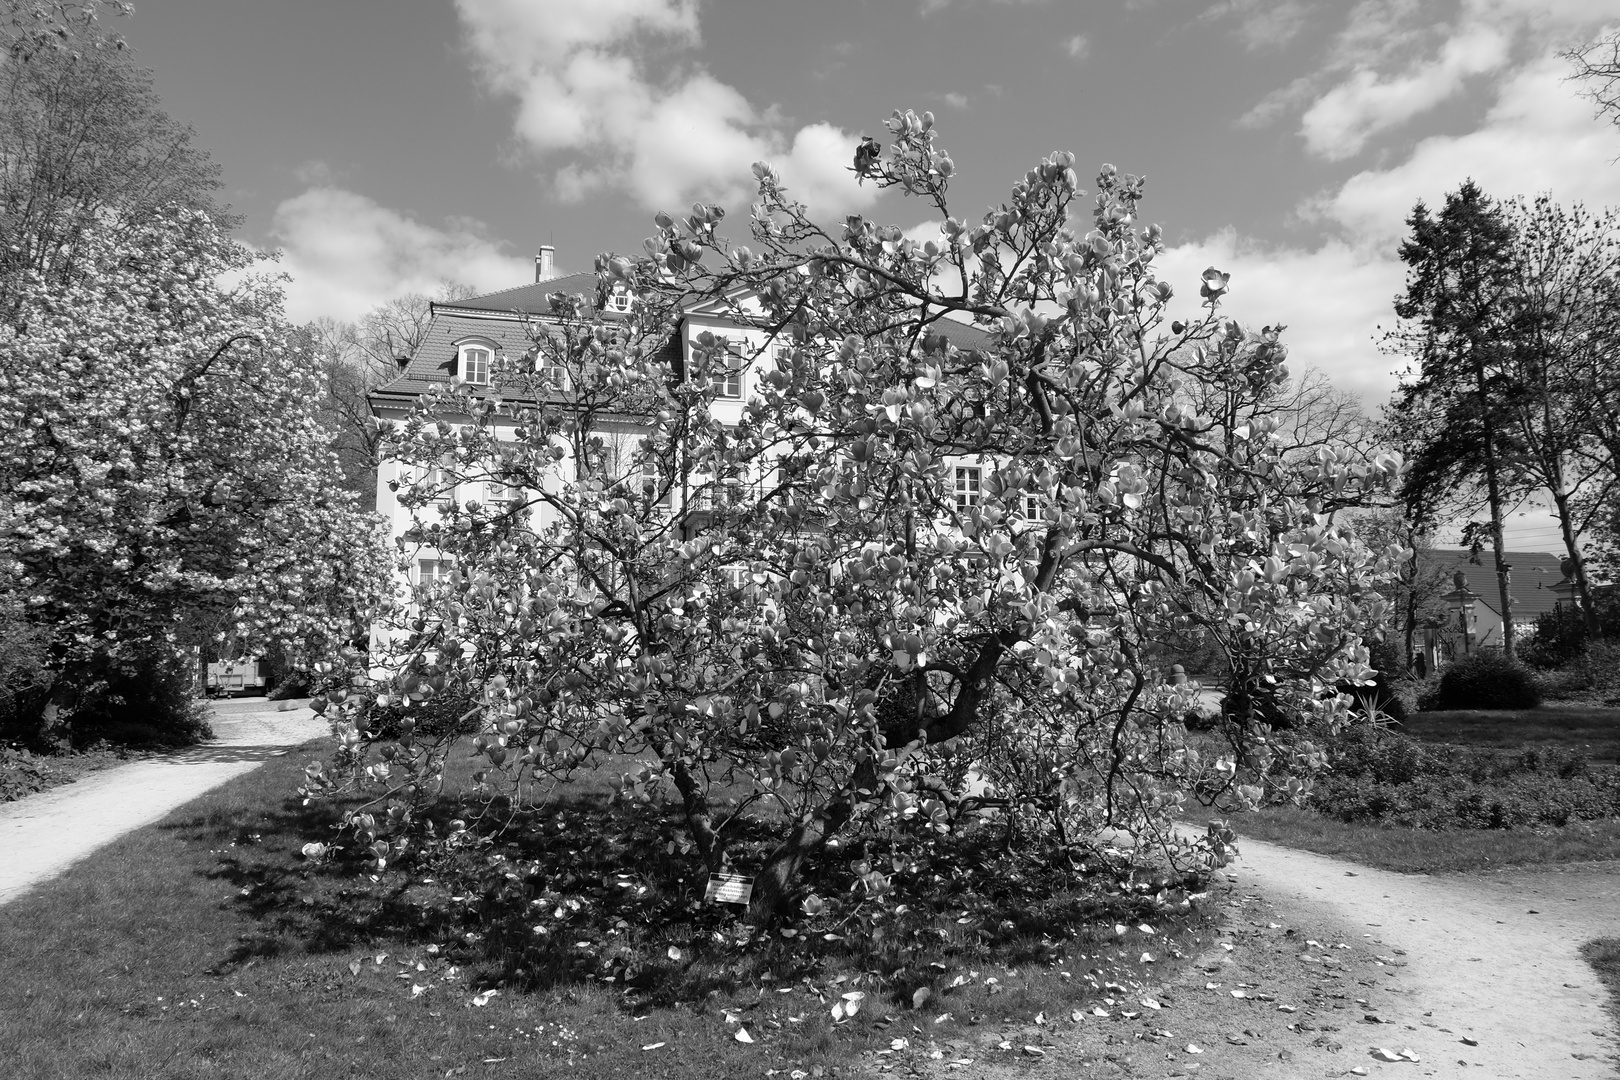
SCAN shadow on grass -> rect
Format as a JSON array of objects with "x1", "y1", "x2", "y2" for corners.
[{"x1": 145, "y1": 743, "x2": 1212, "y2": 1017}]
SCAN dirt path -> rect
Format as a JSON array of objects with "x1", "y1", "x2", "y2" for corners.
[{"x1": 0, "y1": 697, "x2": 327, "y2": 908}]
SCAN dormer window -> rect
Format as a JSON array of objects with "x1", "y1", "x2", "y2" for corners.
[
  {"x1": 602, "y1": 287, "x2": 634, "y2": 314},
  {"x1": 457, "y1": 340, "x2": 495, "y2": 386}
]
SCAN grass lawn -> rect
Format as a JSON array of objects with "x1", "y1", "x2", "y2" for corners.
[
  {"x1": 0, "y1": 737, "x2": 1219, "y2": 1079},
  {"x1": 1227, "y1": 804, "x2": 1620, "y2": 874},
  {"x1": 1398, "y1": 705, "x2": 1620, "y2": 763},
  {"x1": 1582, "y1": 939, "x2": 1620, "y2": 1031}
]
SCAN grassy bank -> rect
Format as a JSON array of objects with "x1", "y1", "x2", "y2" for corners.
[{"x1": 0, "y1": 738, "x2": 1220, "y2": 1079}]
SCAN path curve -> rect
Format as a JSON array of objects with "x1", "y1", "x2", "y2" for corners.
[
  {"x1": 1229, "y1": 836, "x2": 1620, "y2": 1078},
  {"x1": 0, "y1": 698, "x2": 328, "y2": 908}
]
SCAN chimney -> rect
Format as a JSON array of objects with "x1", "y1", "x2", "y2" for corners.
[{"x1": 535, "y1": 244, "x2": 556, "y2": 282}]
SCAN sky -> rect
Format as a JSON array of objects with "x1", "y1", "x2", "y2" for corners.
[{"x1": 115, "y1": 0, "x2": 1620, "y2": 553}]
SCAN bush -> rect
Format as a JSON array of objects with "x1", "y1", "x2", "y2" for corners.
[
  {"x1": 359, "y1": 688, "x2": 482, "y2": 743},
  {"x1": 1311, "y1": 726, "x2": 1620, "y2": 829},
  {"x1": 268, "y1": 672, "x2": 312, "y2": 700},
  {"x1": 66, "y1": 647, "x2": 213, "y2": 748},
  {"x1": 1520, "y1": 594, "x2": 1620, "y2": 670},
  {"x1": 0, "y1": 603, "x2": 56, "y2": 744},
  {"x1": 1422, "y1": 650, "x2": 1541, "y2": 711},
  {"x1": 0, "y1": 745, "x2": 57, "y2": 802}
]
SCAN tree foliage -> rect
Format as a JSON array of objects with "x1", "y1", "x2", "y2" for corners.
[
  {"x1": 1565, "y1": 30, "x2": 1620, "y2": 135},
  {"x1": 1493, "y1": 196, "x2": 1620, "y2": 637},
  {"x1": 0, "y1": 2, "x2": 231, "y2": 317},
  {"x1": 1384, "y1": 181, "x2": 1522, "y2": 656},
  {"x1": 306, "y1": 115, "x2": 1406, "y2": 925},
  {"x1": 0, "y1": 209, "x2": 387, "y2": 739},
  {"x1": 301, "y1": 283, "x2": 477, "y2": 499}
]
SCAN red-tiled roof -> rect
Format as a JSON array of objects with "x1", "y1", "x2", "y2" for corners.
[{"x1": 434, "y1": 272, "x2": 603, "y2": 316}]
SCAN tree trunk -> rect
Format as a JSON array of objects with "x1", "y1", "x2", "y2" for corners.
[
  {"x1": 1550, "y1": 487, "x2": 1600, "y2": 641},
  {"x1": 668, "y1": 758, "x2": 726, "y2": 873},
  {"x1": 745, "y1": 796, "x2": 853, "y2": 926},
  {"x1": 1471, "y1": 357, "x2": 1516, "y2": 658}
]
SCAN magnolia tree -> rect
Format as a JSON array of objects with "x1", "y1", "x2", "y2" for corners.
[
  {"x1": 0, "y1": 207, "x2": 387, "y2": 737},
  {"x1": 308, "y1": 114, "x2": 1405, "y2": 924}
]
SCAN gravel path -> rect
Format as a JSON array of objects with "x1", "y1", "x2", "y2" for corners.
[
  {"x1": 1224, "y1": 837, "x2": 1620, "y2": 1078},
  {"x1": 0, "y1": 697, "x2": 327, "y2": 908}
]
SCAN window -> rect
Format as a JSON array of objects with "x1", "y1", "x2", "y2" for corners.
[
  {"x1": 417, "y1": 558, "x2": 454, "y2": 587},
  {"x1": 536, "y1": 357, "x2": 568, "y2": 392},
  {"x1": 953, "y1": 466, "x2": 982, "y2": 511},
  {"x1": 423, "y1": 465, "x2": 453, "y2": 509},
  {"x1": 711, "y1": 342, "x2": 745, "y2": 399},
  {"x1": 1022, "y1": 493, "x2": 1043, "y2": 522},
  {"x1": 638, "y1": 461, "x2": 671, "y2": 511},
  {"x1": 460, "y1": 345, "x2": 492, "y2": 385},
  {"x1": 486, "y1": 480, "x2": 523, "y2": 507},
  {"x1": 602, "y1": 288, "x2": 634, "y2": 314}
]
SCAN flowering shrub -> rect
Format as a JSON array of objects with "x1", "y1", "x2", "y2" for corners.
[
  {"x1": 305, "y1": 115, "x2": 1406, "y2": 925},
  {"x1": 0, "y1": 209, "x2": 388, "y2": 741}
]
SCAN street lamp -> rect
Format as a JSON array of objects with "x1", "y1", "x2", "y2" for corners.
[{"x1": 1440, "y1": 569, "x2": 1478, "y2": 655}]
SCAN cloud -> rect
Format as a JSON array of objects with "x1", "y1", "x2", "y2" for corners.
[
  {"x1": 1168, "y1": 38, "x2": 1620, "y2": 412},
  {"x1": 1199, "y1": 0, "x2": 1313, "y2": 50},
  {"x1": 1301, "y1": 21, "x2": 1509, "y2": 159},
  {"x1": 1316, "y1": 53, "x2": 1620, "y2": 248},
  {"x1": 1156, "y1": 230, "x2": 1405, "y2": 408},
  {"x1": 919, "y1": 0, "x2": 1050, "y2": 14},
  {"x1": 1064, "y1": 34, "x2": 1090, "y2": 60},
  {"x1": 269, "y1": 187, "x2": 531, "y2": 323},
  {"x1": 453, "y1": 0, "x2": 877, "y2": 217},
  {"x1": 941, "y1": 91, "x2": 970, "y2": 109},
  {"x1": 1244, "y1": 0, "x2": 1620, "y2": 157}
]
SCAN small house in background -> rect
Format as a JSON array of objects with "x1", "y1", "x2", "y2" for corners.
[{"x1": 1415, "y1": 548, "x2": 1568, "y2": 668}]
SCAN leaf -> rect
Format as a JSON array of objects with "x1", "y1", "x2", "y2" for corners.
[
  {"x1": 667, "y1": 946, "x2": 682, "y2": 961},
  {"x1": 348, "y1": 961, "x2": 361, "y2": 977},
  {"x1": 912, "y1": 987, "x2": 931, "y2": 1009},
  {"x1": 471, "y1": 989, "x2": 499, "y2": 1006},
  {"x1": 1185, "y1": 1044, "x2": 1203, "y2": 1054},
  {"x1": 734, "y1": 1027, "x2": 754, "y2": 1044},
  {"x1": 640, "y1": 1043, "x2": 666, "y2": 1051},
  {"x1": 1372, "y1": 1048, "x2": 1402, "y2": 1061}
]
